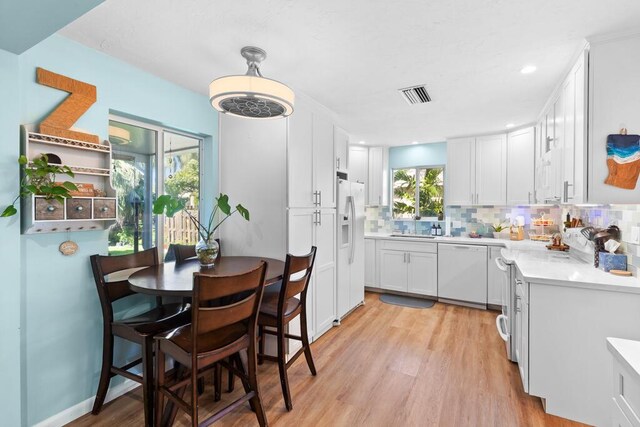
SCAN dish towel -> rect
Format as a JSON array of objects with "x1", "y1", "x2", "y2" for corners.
[{"x1": 605, "y1": 134, "x2": 640, "y2": 189}]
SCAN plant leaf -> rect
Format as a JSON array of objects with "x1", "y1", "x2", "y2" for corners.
[
  {"x1": 236, "y1": 204, "x2": 250, "y2": 221},
  {"x1": 18, "y1": 155, "x2": 28, "y2": 165},
  {"x1": 152, "y1": 194, "x2": 185, "y2": 217},
  {"x1": 61, "y1": 181, "x2": 78, "y2": 191},
  {"x1": 216, "y1": 193, "x2": 231, "y2": 215},
  {"x1": 1, "y1": 205, "x2": 17, "y2": 217}
]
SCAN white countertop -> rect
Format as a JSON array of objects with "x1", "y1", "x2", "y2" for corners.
[
  {"x1": 365, "y1": 232, "x2": 640, "y2": 293},
  {"x1": 608, "y1": 338, "x2": 640, "y2": 378}
]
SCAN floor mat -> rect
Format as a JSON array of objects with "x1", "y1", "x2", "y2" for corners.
[{"x1": 379, "y1": 294, "x2": 436, "y2": 308}]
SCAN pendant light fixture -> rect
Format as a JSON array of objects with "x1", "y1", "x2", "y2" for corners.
[{"x1": 209, "y1": 46, "x2": 294, "y2": 119}]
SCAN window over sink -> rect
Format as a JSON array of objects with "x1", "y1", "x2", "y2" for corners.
[{"x1": 392, "y1": 166, "x2": 444, "y2": 220}]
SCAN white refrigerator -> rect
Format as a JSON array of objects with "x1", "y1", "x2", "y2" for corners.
[{"x1": 336, "y1": 179, "x2": 365, "y2": 320}]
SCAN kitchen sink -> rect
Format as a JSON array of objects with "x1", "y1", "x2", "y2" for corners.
[{"x1": 389, "y1": 234, "x2": 436, "y2": 239}]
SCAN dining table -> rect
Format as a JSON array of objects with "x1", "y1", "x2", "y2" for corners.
[{"x1": 128, "y1": 255, "x2": 286, "y2": 297}]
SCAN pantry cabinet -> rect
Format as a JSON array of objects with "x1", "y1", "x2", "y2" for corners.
[
  {"x1": 287, "y1": 208, "x2": 336, "y2": 340},
  {"x1": 446, "y1": 134, "x2": 506, "y2": 205},
  {"x1": 368, "y1": 146, "x2": 388, "y2": 206},
  {"x1": 288, "y1": 98, "x2": 336, "y2": 209}
]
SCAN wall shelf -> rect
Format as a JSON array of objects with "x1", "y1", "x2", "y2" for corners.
[{"x1": 21, "y1": 125, "x2": 118, "y2": 234}]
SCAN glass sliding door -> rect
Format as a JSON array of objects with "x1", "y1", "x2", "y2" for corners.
[
  {"x1": 108, "y1": 120, "x2": 158, "y2": 255},
  {"x1": 162, "y1": 131, "x2": 202, "y2": 254}
]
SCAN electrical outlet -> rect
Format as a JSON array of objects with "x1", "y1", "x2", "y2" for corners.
[{"x1": 631, "y1": 226, "x2": 640, "y2": 244}]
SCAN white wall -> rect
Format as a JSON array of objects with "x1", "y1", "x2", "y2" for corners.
[
  {"x1": 218, "y1": 114, "x2": 287, "y2": 258},
  {"x1": 588, "y1": 34, "x2": 640, "y2": 203}
]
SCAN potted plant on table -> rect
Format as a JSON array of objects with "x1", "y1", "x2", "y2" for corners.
[
  {"x1": 491, "y1": 221, "x2": 508, "y2": 239},
  {"x1": 153, "y1": 193, "x2": 249, "y2": 267},
  {"x1": 1, "y1": 154, "x2": 78, "y2": 217}
]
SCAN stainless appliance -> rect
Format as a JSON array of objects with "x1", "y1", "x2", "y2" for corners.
[
  {"x1": 494, "y1": 255, "x2": 517, "y2": 362},
  {"x1": 437, "y1": 244, "x2": 488, "y2": 308},
  {"x1": 336, "y1": 179, "x2": 365, "y2": 321}
]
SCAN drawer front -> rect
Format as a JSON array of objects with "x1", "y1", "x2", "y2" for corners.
[
  {"x1": 34, "y1": 197, "x2": 64, "y2": 221},
  {"x1": 380, "y1": 239, "x2": 437, "y2": 253},
  {"x1": 66, "y1": 199, "x2": 92, "y2": 219},
  {"x1": 614, "y1": 359, "x2": 640, "y2": 425},
  {"x1": 93, "y1": 199, "x2": 116, "y2": 219}
]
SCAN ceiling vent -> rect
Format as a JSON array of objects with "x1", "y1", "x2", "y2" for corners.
[{"x1": 398, "y1": 85, "x2": 431, "y2": 105}]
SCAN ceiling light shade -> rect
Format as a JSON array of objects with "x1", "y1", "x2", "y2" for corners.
[
  {"x1": 209, "y1": 46, "x2": 294, "y2": 119},
  {"x1": 108, "y1": 125, "x2": 130, "y2": 145}
]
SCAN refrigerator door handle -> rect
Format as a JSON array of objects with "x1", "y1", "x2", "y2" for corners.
[{"x1": 348, "y1": 195, "x2": 356, "y2": 264}]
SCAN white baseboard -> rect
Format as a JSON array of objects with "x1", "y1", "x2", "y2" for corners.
[{"x1": 33, "y1": 379, "x2": 139, "y2": 427}]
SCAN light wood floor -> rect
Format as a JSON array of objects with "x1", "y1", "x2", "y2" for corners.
[{"x1": 68, "y1": 292, "x2": 586, "y2": 427}]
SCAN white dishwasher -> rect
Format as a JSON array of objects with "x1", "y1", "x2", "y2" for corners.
[{"x1": 437, "y1": 243, "x2": 488, "y2": 308}]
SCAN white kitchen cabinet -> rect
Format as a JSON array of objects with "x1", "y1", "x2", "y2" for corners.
[
  {"x1": 446, "y1": 137, "x2": 475, "y2": 205},
  {"x1": 475, "y1": 134, "x2": 507, "y2": 205},
  {"x1": 378, "y1": 240, "x2": 438, "y2": 297},
  {"x1": 334, "y1": 126, "x2": 349, "y2": 173},
  {"x1": 507, "y1": 127, "x2": 535, "y2": 205},
  {"x1": 349, "y1": 146, "x2": 369, "y2": 204},
  {"x1": 368, "y1": 146, "x2": 388, "y2": 206},
  {"x1": 287, "y1": 208, "x2": 336, "y2": 340},
  {"x1": 446, "y1": 135, "x2": 506, "y2": 205},
  {"x1": 364, "y1": 238, "x2": 377, "y2": 287},
  {"x1": 515, "y1": 274, "x2": 529, "y2": 393},
  {"x1": 406, "y1": 252, "x2": 438, "y2": 296},
  {"x1": 287, "y1": 98, "x2": 336, "y2": 208},
  {"x1": 608, "y1": 338, "x2": 640, "y2": 427},
  {"x1": 379, "y1": 250, "x2": 407, "y2": 292},
  {"x1": 487, "y1": 246, "x2": 503, "y2": 306}
]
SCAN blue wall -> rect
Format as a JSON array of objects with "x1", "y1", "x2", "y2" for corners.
[
  {"x1": 389, "y1": 142, "x2": 447, "y2": 169},
  {"x1": 1, "y1": 34, "x2": 219, "y2": 426}
]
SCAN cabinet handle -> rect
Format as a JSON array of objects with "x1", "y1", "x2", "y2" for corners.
[
  {"x1": 403, "y1": 253, "x2": 407, "y2": 263},
  {"x1": 313, "y1": 191, "x2": 319, "y2": 206},
  {"x1": 75, "y1": 206, "x2": 84, "y2": 212},
  {"x1": 470, "y1": 193, "x2": 474, "y2": 205},
  {"x1": 407, "y1": 252, "x2": 411, "y2": 263},
  {"x1": 318, "y1": 210, "x2": 322, "y2": 226},
  {"x1": 378, "y1": 195, "x2": 381, "y2": 205},
  {"x1": 100, "y1": 206, "x2": 109, "y2": 213},
  {"x1": 319, "y1": 191, "x2": 322, "y2": 207},
  {"x1": 476, "y1": 193, "x2": 479, "y2": 205},
  {"x1": 563, "y1": 181, "x2": 574, "y2": 203},
  {"x1": 46, "y1": 205, "x2": 56, "y2": 212},
  {"x1": 337, "y1": 158, "x2": 340, "y2": 169},
  {"x1": 528, "y1": 192, "x2": 531, "y2": 204}
]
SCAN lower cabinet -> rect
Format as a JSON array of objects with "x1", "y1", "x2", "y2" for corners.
[
  {"x1": 487, "y1": 246, "x2": 503, "y2": 306},
  {"x1": 378, "y1": 240, "x2": 438, "y2": 297},
  {"x1": 364, "y1": 238, "x2": 377, "y2": 287},
  {"x1": 515, "y1": 272, "x2": 529, "y2": 393}
]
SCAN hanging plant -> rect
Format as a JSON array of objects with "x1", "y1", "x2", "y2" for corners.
[{"x1": 1, "y1": 154, "x2": 78, "y2": 217}]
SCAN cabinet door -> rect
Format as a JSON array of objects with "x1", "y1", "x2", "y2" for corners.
[
  {"x1": 572, "y1": 54, "x2": 586, "y2": 203},
  {"x1": 487, "y1": 247, "x2": 503, "y2": 306},
  {"x1": 364, "y1": 238, "x2": 377, "y2": 287},
  {"x1": 368, "y1": 146, "x2": 386, "y2": 206},
  {"x1": 288, "y1": 104, "x2": 314, "y2": 208},
  {"x1": 287, "y1": 209, "x2": 316, "y2": 339},
  {"x1": 334, "y1": 126, "x2": 349, "y2": 173},
  {"x1": 314, "y1": 210, "x2": 336, "y2": 337},
  {"x1": 476, "y1": 134, "x2": 507, "y2": 205},
  {"x1": 349, "y1": 146, "x2": 369, "y2": 204},
  {"x1": 446, "y1": 137, "x2": 475, "y2": 205},
  {"x1": 379, "y1": 250, "x2": 408, "y2": 292},
  {"x1": 313, "y1": 113, "x2": 336, "y2": 208},
  {"x1": 562, "y1": 72, "x2": 576, "y2": 204},
  {"x1": 507, "y1": 127, "x2": 535, "y2": 204},
  {"x1": 407, "y1": 252, "x2": 437, "y2": 296}
]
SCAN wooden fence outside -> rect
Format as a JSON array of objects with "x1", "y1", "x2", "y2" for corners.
[{"x1": 164, "y1": 210, "x2": 200, "y2": 246}]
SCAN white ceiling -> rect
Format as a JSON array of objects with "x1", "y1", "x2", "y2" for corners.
[{"x1": 60, "y1": 0, "x2": 640, "y2": 146}]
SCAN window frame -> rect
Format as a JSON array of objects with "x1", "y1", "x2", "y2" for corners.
[
  {"x1": 108, "y1": 114, "x2": 204, "y2": 257},
  {"x1": 391, "y1": 164, "x2": 445, "y2": 221}
]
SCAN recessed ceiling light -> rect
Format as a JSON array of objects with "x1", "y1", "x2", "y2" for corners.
[
  {"x1": 412, "y1": 141, "x2": 418, "y2": 145},
  {"x1": 506, "y1": 123, "x2": 515, "y2": 129},
  {"x1": 359, "y1": 141, "x2": 366, "y2": 145},
  {"x1": 520, "y1": 65, "x2": 537, "y2": 74}
]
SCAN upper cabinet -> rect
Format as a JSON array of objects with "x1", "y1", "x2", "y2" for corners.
[
  {"x1": 334, "y1": 126, "x2": 349, "y2": 173},
  {"x1": 507, "y1": 127, "x2": 536, "y2": 205},
  {"x1": 349, "y1": 146, "x2": 369, "y2": 203},
  {"x1": 446, "y1": 134, "x2": 507, "y2": 205},
  {"x1": 368, "y1": 146, "x2": 388, "y2": 206},
  {"x1": 535, "y1": 49, "x2": 588, "y2": 204},
  {"x1": 288, "y1": 98, "x2": 336, "y2": 208}
]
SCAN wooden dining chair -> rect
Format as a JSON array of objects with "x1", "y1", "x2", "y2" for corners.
[
  {"x1": 172, "y1": 239, "x2": 221, "y2": 264},
  {"x1": 90, "y1": 248, "x2": 191, "y2": 427},
  {"x1": 257, "y1": 246, "x2": 317, "y2": 411},
  {"x1": 155, "y1": 262, "x2": 269, "y2": 427}
]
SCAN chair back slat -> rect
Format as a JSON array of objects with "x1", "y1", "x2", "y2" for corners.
[
  {"x1": 280, "y1": 247, "x2": 317, "y2": 307},
  {"x1": 192, "y1": 261, "x2": 267, "y2": 350},
  {"x1": 196, "y1": 294, "x2": 257, "y2": 334}
]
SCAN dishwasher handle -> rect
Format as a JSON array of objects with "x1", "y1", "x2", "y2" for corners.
[{"x1": 495, "y1": 256, "x2": 509, "y2": 272}]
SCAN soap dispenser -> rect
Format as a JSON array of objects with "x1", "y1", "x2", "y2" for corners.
[
  {"x1": 431, "y1": 224, "x2": 437, "y2": 236},
  {"x1": 436, "y1": 224, "x2": 442, "y2": 236}
]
